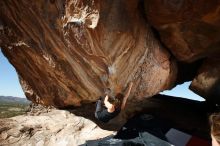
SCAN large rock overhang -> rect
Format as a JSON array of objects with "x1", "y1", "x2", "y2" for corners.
[
  {"x1": 0, "y1": 0, "x2": 220, "y2": 130},
  {"x1": 0, "y1": 0, "x2": 177, "y2": 107}
]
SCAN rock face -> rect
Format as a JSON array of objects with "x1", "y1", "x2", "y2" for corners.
[
  {"x1": 0, "y1": 0, "x2": 176, "y2": 107},
  {"x1": 1, "y1": 0, "x2": 220, "y2": 128},
  {"x1": 145, "y1": 0, "x2": 220, "y2": 62},
  {"x1": 0, "y1": 108, "x2": 114, "y2": 146},
  {"x1": 144, "y1": 0, "x2": 220, "y2": 102},
  {"x1": 190, "y1": 58, "x2": 220, "y2": 103}
]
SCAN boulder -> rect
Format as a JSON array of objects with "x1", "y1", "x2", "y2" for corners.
[
  {"x1": 144, "y1": 0, "x2": 220, "y2": 102},
  {"x1": 0, "y1": 108, "x2": 115, "y2": 146},
  {"x1": 0, "y1": 0, "x2": 176, "y2": 107},
  {"x1": 144, "y1": 0, "x2": 220, "y2": 62},
  {"x1": 190, "y1": 58, "x2": 220, "y2": 103}
]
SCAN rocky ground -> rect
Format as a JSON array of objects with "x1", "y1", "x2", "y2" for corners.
[{"x1": 0, "y1": 105, "x2": 115, "y2": 146}]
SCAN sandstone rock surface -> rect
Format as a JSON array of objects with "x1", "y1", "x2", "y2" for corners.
[
  {"x1": 145, "y1": 0, "x2": 220, "y2": 62},
  {"x1": 0, "y1": 108, "x2": 114, "y2": 146},
  {"x1": 0, "y1": 0, "x2": 176, "y2": 108},
  {"x1": 144, "y1": 0, "x2": 220, "y2": 102},
  {"x1": 191, "y1": 58, "x2": 220, "y2": 103}
]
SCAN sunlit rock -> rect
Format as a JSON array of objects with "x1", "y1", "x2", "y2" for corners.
[{"x1": 0, "y1": 0, "x2": 176, "y2": 107}]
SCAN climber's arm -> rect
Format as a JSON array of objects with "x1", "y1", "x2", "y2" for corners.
[{"x1": 121, "y1": 82, "x2": 133, "y2": 110}]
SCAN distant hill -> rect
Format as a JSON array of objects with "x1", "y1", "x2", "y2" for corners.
[
  {"x1": 0, "y1": 96, "x2": 31, "y2": 118},
  {"x1": 0, "y1": 96, "x2": 30, "y2": 104}
]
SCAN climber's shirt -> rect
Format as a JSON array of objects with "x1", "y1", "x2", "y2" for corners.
[{"x1": 95, "y1": 99, "x2": 120, "y2": 123}]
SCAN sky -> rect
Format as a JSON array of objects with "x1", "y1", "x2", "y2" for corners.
[
  {"x1": 160, "y1": 82, "x2": 205, "y2": 101},
  {"x1": 0, "y1": 48, "x2": 205, "y2": 101},
  {"x1": 0, "y1": 49, "x2": 26, "y2": 98}
]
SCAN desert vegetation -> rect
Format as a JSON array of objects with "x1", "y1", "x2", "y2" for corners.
[{"x1": 0, "y1": 96, "x2": 30, "y2": 118}]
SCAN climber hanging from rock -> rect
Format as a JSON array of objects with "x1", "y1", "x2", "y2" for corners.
[{"x1": 94, "y1": 82, "x2": 133, "y2": 123}]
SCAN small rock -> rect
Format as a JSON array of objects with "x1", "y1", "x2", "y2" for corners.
[
  {"x1": 1, "y1": 132, "x2": 8, "y2": 140},
  {"x1": 7, "y1": 129, "x2": 20, "y2": 138}
]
